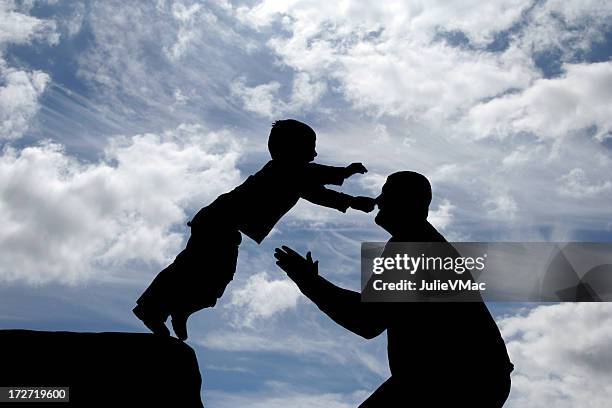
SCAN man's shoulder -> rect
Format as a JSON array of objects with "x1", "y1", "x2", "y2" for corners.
[
  {"x1": 388, "y1": 222, "x2": 447, "y2": 243},
  {"x1": 425, "y1": 222, "x2": 447, "y2": 242}
]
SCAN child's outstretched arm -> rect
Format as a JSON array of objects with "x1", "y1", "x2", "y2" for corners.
[
  {"x1": 306, "y1": 162, "x2": 368, "y2": 186},
  {"x1": 300, "y1": 183, "x2": 376, "y2": 213}
]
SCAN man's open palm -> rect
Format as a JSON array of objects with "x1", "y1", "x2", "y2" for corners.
[{"x1": 274, "y1": 246, "x2": 319, "y2": 282}]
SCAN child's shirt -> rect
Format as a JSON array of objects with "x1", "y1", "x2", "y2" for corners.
[{"x1": 190, "y1": 160, "x2": 353, "y2": 244}]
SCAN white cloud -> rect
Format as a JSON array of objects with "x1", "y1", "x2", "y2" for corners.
[
  {"x1": 0, "y1": 63, "x2": 50, "y2": 140},
  {"x1": 289, "y1": 72, "x2": 327, "y2": 110},
  {"x1": 163, "y1": 2, "x2": 205, "y2": 61},
  {"x1": 0, "y1": 1, "x2": 59, "y2": 46},
  {"x1": 502, "y1": 145, "x2": 546, "y2": 167},
  {"x1": 0, "y1": 123, "x2": 242, "y2": 284},
  {"x1": 485, "y1": 190, "x2": 518, "y2": 221},
  {"x1": 270, "y1": 28, "x2": 535, "y2": 120},
  {"x1": 234, "y1": 0, "x2": 538, "y2": 119},
  {"x1": 467, "y1": 62, "x2": 612, "y2": 141},
  {"x1": 63, "y1": 2, "x2": 85, "y2": 37},
  {"x1": 429, "y1": 199, "x2": 455, "y2": 230},
  {"x1": 558, "y1": 168, "x2": 612, "y2": 198},
  {"x1": 357, "y1": 172, "x2": 386, "y2": 194},
  {"x1": 231, "y1": 72, "x2": 327, "y2": 118},
  {"x1": 500, "y1": 303, "x2": 612, "y2": 408},
  {"x1": 227, "y1": 271, "x2": 301, "y2": 327},
  {"x1": 0, "y1": 1, "x2": 58, "y2": 140},
  {"x1": 237, "y1": 0, "x2": 531, "y2": 44},
  {"x1": 74, "y1": 1, "x2": 256, "y2": 126},
  {"x1": 517, "y1": 0, "x2": 612, "y2": 60},
  {"x1": 231, "y1": 77, "x2": 282, "y2": 118}
]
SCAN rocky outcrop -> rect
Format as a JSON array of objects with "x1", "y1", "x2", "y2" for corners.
[{"x1": 0, "y1": 330, "x2": 203, "y2": 407}]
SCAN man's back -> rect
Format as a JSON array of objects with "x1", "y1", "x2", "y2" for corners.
[{"x1": 385, "y1": 222, "x2": 514, "y2": 379}]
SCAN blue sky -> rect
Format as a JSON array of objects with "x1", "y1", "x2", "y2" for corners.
[{"x1": 1, "y1": 1, "x2": 612, "y2": 406}]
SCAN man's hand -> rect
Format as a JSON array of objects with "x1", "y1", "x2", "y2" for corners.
[
  {"x1": 274, "y1": 246, "x2": 319, "y2": 284},
  {"x1": 350, "y1": 196, "x2": 376, "y2": 213},
  {"x1": 345, "y1": 162, "x2": 368, "y2": 177}
]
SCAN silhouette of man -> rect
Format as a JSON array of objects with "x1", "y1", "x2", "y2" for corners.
[
  {"x1": 275, "y1": 171, "x2": 514, "y2": 407},
  {"x1": 134, "y1": 119, "x2": 376, "y2": 340}
]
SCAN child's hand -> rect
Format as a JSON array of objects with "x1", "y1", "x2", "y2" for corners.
[
  {"x1": 346, "y1": 162, "x2": 368, "y2": 177},
  {"x1": 350, "y1": 196, "x2": 376, "y2": 213}
]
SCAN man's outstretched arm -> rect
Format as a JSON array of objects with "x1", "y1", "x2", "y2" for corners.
[{"x1": 274, "y1": 246, "x2": 386, "y2": 340}]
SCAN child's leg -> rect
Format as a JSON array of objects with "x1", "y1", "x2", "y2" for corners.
[
  {"x1": 136, "y1": 263, "x2": 175, "y2": 315},
  {"x1": 133, "y1": 246, "x2": 193, "y2": 336},
  {"x1": 133, "y1": 261, "x2": 180, "y2": 336},
  {"x1": 169, "y1": 230, "x2": 241, "y2": 340}
]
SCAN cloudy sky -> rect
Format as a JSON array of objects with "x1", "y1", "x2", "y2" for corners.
[{"x1": 1, "y1": 0, "x2": 611, "y2": 406}]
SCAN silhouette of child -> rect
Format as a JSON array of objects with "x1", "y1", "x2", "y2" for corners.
[{"x1": 133, "y1": 119, "x2": 375, "y2": 340}]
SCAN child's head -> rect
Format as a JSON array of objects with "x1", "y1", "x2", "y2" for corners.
[{"x1": 268, "y1": 119, "x2": 317, "y2": 163}]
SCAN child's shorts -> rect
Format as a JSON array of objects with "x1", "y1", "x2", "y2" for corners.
[
  {"x1": 173, "y1": 220, "x2": 242, "y2": 312},
  {"x1": 136, "y1": 208, "x2": 242, "y2": 316}
]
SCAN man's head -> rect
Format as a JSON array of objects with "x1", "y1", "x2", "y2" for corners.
[
  {"x1": 268, "y1": 119, "x2": 317, "y2": 163},
  {"x1": 375, "y1": 171, "x2": 432, "y2": 235}
]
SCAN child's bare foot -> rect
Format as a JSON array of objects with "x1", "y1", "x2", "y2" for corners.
[
  {"x1": 133, "y1": 304, "x2": 170, "y2": 337},
  {"x1": 171, "y1": 312, "x2": 189, "y2": 341}
]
